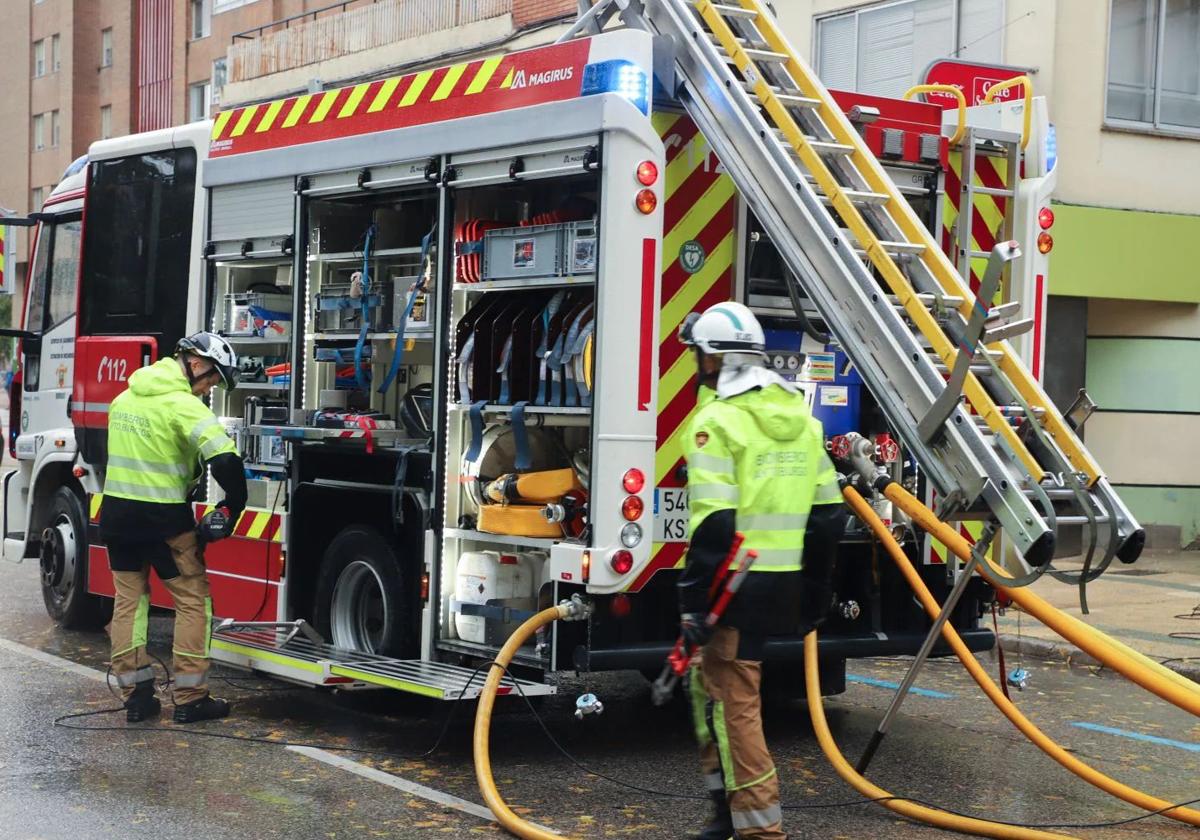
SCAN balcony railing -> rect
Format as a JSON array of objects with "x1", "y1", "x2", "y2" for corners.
[{"x1": 228, "y1": 0, "x2": 513, "y2": 83}]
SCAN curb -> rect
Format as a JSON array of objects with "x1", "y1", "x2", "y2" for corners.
[{"x1": 997, "y1": 634, "x2": 1200, "y2": 684}]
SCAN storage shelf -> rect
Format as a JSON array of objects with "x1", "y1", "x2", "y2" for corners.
[
  {"x1": 245, "y1": 463, "x2": 286, "y2": 474},
  {"x1": 307, "y1": 330, "x2": 434, "y2": 342},
  {"x1": 453, "y1": 274, "x2": 595, "y2": 292},
  {"x1": 225, "y1": 335, "x2": 292, "y2": 346},
  {"x1": 249, "y1": 424, "x2": 423, "y2": 446},
  {"x1": 449, "y1": 403, "x2": 590, "y2": 416},
  {"x1": 443, "y1": 528, "x2": 561, "y2": 550},
  {"x1": 236, "y1": 382, "x2": 289, "y2": 391},
  {"x1": 308, "y1": 246, "x2": 423, "y2": 262}
]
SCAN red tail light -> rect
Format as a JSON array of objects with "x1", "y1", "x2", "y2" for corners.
[
  {"x1": 636, "y1": 160, "x2": 659, "y2": 186},
  {"x1": 610, "y1": 550, "x2": 634, "y2": 575},
  {"x1": 635, "y1": 189, "x2": 657, "y2": 215},
  {"x1": 1036, "y1": 232, "x2": 1054, "y2": 254},
  {"x1": 1038, "y1": 207, "x2": 1055, "y2": 230},
  {"x1": 622, "y1": 468, "x2": 645, "y2": 494},
  {"x1": 8, "y1": 372, "x2": 21, "y2": 459}
]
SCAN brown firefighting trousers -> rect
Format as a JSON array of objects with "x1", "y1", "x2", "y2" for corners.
[
  {"x1": 690, "y1": 626, "x2": 784, "y2": 840},
  {"x1": 110, "y1": 531, "x2": 212, "y2": 705}
]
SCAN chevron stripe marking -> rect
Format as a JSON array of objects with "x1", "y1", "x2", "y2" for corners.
[
  {"x1": 282, "y1": 94, "x2": 312, "y2": 129},
  {"x1": 211, "y1": 110, "x2": 233, "y2": 140},
  {"x1": 230, "y1": 105, "x2": 260, "y2": 138},
  {"x1": 368, "y1": 77, "x2": 402, "y2": 113},
  {"x1": 89, "y1": 494, "x2": 103, "y2": 521},
  {"x1": 309, "y1": 90, "x2": 341, "y2": 123},
  {"x1": 400, "y1": 70, "x2": 434, "y2": 107},
  {"x1": 500, "y1": 67, "x2": 515, "y2": 88},
  {"x1": 338, "y1": 83, "x2": 372, "y2": 119},
  {"x1": 432, "y1": 63, "x2": 468, "y2": 102},
  {"x1": 466, "y1": 56, "x2": 503, "y2": 95},
  {"x1": 256, "y1": 99, "x2": 286, "y2": 134}
]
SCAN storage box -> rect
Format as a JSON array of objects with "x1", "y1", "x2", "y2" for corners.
[
  {"x1": 483, "y1": 223, "x2": 564, "y2": 280},
  {"x1": 563, "y1": 220, "x2": 598, "y2": 275},
  {"x1": 224, "y1": 292, "x2": 293, "y2": 338},
  {"x1": 314, "y1": 277, "x2": 394, "y2": 333}
]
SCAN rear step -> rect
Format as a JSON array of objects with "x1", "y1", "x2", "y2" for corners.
[{"x1": 211, "y1": 620, "x2": 555, "y2": 700}]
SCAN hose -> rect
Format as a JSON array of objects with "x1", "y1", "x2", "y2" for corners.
[
  {"x1": 843, "y1": 485, "x2": 1200, "y2": 827},
  {"x1": 803, "y1": 632, "x2": 1076, "y2": 839},
  {"x1": 474, "y1": 604, "x2": 577, "y2": 840},
  {"x1": 882, "y1": 482, "x2": 1200, "y2": 715}
]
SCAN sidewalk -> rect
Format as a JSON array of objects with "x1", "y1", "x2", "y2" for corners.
[{"x1": 995, "y1": 550, "x2": 1200, "y2": 681}]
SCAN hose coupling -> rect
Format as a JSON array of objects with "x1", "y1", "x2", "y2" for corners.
[{"x1": 558, "y1": 593, "x2": 593, "y2": 622}]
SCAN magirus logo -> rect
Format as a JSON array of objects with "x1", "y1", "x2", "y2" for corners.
[{"x1": 510, "y1": 66, "x2": 575, "y2": 89}]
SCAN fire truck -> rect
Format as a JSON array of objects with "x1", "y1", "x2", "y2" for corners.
[{"x1": 3, "y1": 2, "x2": 1141, "y2": 701}]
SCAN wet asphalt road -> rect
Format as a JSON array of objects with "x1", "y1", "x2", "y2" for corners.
[{"x1": 0, "y1": 561, "x2": 1197, "y2": 839}]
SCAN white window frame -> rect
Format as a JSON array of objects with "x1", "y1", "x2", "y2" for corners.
[
  {"x1": 101, "y1": 28, "x2": 113, "y2": 68},
  {"x1": 100, "y1": 104, "x2": 112, "y2": 140},
  {"x1": 214, "y1": 0, "x2": 253, "y2": 13},
  {"x1": 33, "y1": 114, "x2": 45, "y2": 152},
  {"x1": 191, "y1": 0, "x2": 212, "y2": 39},
  {"x1": 49, "y1": 109, "x2": 60, "y2": 147},
  {"x1": 1104, "y1": 0, "x2": 1200, "y2": 139},
  {"x1": 812, "y1": 0, "x2": 1007, "y2": 97},
  {"x1": 188, "y1": 80, "x2": 212, "y2": 121},
  {"x1": 31, "y1": 187, "x2": 43, "y2": 213},
  {"x1": 50, "y1": 33, "x2": 60, "y2": 72},
  {"x1": 33, "y1": 39, "x2": 45, "y2": 77}
]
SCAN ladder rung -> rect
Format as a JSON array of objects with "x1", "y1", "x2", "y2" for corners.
[
  {"x1": 1055, "y1": 515, "x2": 1112, "y2": 526},
  {"x1": 967, "y1": 185, "x2": 1015, "y2": 198},
  {"x1": 739, "y1": 81, "x2": 820, "y2": 108},
  {"x1": 983, "y1": 317, "x2": 1035, "y2": 344},
  {"x1": 723, "y1": 48, "x2": 790, "y2": 65},
  {"x1": 819, "y1": 189, "x2": 890, "y2": 208},
  {"x1": 778, "y1": 136, "x2": 855, "y2": 157},
  {"x1": 932, "y1": 363, "x2": 993, "y2": 376},
  {"x1": 711, "y1": 2, "x2": 759, "y2": 19},
  {"x1": 925, "y1": 346, "x2": 1003, "y2": 362},
  {"x1": 889, "y1": 293, "x2": 967, "y2": 309},
  {"x1": 854, "y1": 240, "x2": 927, "y2": 257}
]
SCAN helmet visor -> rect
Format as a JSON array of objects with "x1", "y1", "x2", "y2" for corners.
[{"x1": 677, "y1": 311, "x2": 701, "y2": 347}]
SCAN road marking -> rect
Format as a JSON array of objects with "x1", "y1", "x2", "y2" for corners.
[
  {"x1": 846, "y1": 674, "x2": 954, "y2": 699},
  {"x1": 1071, "y1": 722, "x2": 1200, "y2": 753},
  {"x1": 0, "y1": 637, "x2": 108, "y2": 683},
  {"x1": 290, "y1": 745, "x2": 552, "y2": 830}
]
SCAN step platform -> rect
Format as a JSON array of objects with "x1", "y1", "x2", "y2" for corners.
[{"x1": 210, "y1": 620, "x2": 555, "y2": 700}]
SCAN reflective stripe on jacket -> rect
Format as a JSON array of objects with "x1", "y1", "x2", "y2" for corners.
[
  {"x1": 684, "y1": 383, "x2": 839, "y2": 572},
  {"x1": 106, "y1": 358, "x2": 238, "y2": 505}
]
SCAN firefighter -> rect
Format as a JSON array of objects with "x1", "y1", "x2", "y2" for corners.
[
  {"x1": 677, "y1": 302, "x2": 845, "y2": 840},
  {"x1": 101, "y1": 332, "x2": 247, "y2": 724}
]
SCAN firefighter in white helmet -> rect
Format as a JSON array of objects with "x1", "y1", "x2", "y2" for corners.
[{"x1": 677, "y1": 301, "x2": 845, "y2": 840}]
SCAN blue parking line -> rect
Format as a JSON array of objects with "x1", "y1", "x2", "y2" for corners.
[
  {"x1": 1071, "y1": 722, "x2": 1200, "y2": 753},
  {"x1": 846, "y1": 674, "x2": 954, "y2": 699}
]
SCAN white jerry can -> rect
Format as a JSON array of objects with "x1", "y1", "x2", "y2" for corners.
[{"x1": 454, "y1": 551, "x2": 539, "y2": 644}]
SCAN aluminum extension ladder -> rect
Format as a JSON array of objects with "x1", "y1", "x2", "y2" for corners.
[{"x1": 580, "y1": 0, "x2": 1145, "y2": 587}]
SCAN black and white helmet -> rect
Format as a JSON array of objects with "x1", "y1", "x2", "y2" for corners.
[{"x1": 175, "y1": 332, "x2": 239, "y2": 389}]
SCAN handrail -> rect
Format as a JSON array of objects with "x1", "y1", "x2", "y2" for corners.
[
  {"x1": 983, "y1": 75, "x2": 1033, "y2": 149},
  {"x1": 903, "y1": 84, "x2": 966, "y2": 145}
]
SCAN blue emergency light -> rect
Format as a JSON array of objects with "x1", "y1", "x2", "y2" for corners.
[{"x1": 581, "y1": 60, "x2": 649, "y2": 114}]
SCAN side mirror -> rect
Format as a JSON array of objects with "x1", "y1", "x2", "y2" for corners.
[{"x1": 0, "y1": 328, "x2": 42, "y2": 354}]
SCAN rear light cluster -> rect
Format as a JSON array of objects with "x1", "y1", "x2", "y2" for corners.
[
  {"x1": 635, "y1": 160, "x2": 658, "y2": 215},
  {"x1": 612, "y1": 468, "x2": 647, "y2": 573},
  {"x1": 1036, "y1": 205, "x2": 1055, "y2": 254}
]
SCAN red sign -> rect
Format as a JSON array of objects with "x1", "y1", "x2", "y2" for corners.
[{"x1": 921, "y1": 59, "x2": 1030, "y2": 109}]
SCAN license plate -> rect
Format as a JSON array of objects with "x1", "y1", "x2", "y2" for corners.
[{"x1": 653, "y1": 487, "x2": 690, "y2": 543}]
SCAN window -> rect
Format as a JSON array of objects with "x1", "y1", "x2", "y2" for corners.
[
  {"x1": 30, "y1": 187, "x2": 43, "y2": 212},
  {"x1": 47, "y1": 220, "x2": 82, "y2": 327},
  {"x1": 33, "y1": 39, "x2": 45, "y2": 77},
  {"x1": 188, "y1": 80, "x2": 211, "y2": 121},
  {"x1": 101, "y1": 28, "x2": 113, "y2": 68},
  {"x1": 214, "y1": 0, "x2": 253, "y2": 12},
  {"x1": 815, "y1": 0, "x2": 1005, "y2": 99},
  {"x1": 23, "y1": 214, "x2": 83, "y2": 393},
  {"x1": 50, "y1": 33, "x2": 60, "y2": 72},
  {"x1": 100, "y1": 105, "x2": 112, "y2": 139},
  {"x1": 50, "y1": 110, "x2": 60, "y2": 147},
  {"x1": 1107, "y1": 0, "x2": 1200, "y2": 133},
  {"x1": 81, "y1": 149, "x2": 197, "y2": 351},
  {"x1": 32, "y1": 113, "x2": 45, "y2": 151},
  {"x1": 211, "y1": 57, "x2": 227, "y2": 108},
  {"x1": 191, "y1": 0, "x2": 212, "y2": 39}
]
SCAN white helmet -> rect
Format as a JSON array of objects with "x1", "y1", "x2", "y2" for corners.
[
  {"x1": 677, "y1": 301, "x2": 765, "y2": 357},
  {"x1": 175, "y1": 332, "x2": 239, "y2": 389}
]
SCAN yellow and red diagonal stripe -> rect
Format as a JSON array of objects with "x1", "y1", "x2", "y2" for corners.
[
  {"x1": 628, "y1": 112, "x2": 737, "y2": 593},
  {"x1": 210, "y1": 39, "x2": 591, "y2": 158},
  {"x1": 942, "y1": 151, "x2": 1009, "y2": 295}
]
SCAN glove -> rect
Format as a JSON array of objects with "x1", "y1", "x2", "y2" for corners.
[
  {"x1": 198, "y1": 506, "x2": 235, "y2": 545},
  {"x1": 680, "y1": 613, "x2": 714, "y2": 650}
]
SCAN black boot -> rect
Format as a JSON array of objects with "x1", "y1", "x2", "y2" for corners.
[
  {"x1": 694, "y1": 790, "x2": 734, "y2": 840},
  {"x1": 124, "y1": 680, "x2": 161, "y2": 723},
  {"x1": 173, "y1": 694, "x2": 231, "y2": 723}
]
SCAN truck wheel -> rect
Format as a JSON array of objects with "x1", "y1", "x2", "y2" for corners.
[
  {"x1": 313, "y1": 525, "x2": 416, "y2": 658},
  {"x1": 41, "y1": 486, "x2": 111, "y2": 630}
]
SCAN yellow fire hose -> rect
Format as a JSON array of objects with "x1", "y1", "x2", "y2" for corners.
[
  {"x1": 474, "y1": 603, "x2": 578, "y2": 840},
  {"x1": 803, "y1": 632, "x2": 1075, "y2": 839},
  {"x1": 843, "y1": 485, "x2": 1200, "y2": 827},
  {"x1": 883, "y1": 482, "x2": 1200, "y2": 715}
]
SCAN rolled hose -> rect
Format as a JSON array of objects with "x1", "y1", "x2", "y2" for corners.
[
  {"x1": 882, "y1": 483, "x2": 1200, "y2": 715},
  {"x1": 803, "y1": 632, "x2": 1075, "y2": 839},
  {"x1": 843, "y1": 485, "x2": 1200, "y2": 827},
  {"x1": 474, "y1": 605, "x2": 574, "y2": 840}
]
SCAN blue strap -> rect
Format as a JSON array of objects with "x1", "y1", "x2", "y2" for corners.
[
  {"x1": 354, "y1": 225, "x2": 377, "y2": 390},
  {"x1": 510, "y1": 401, "x2": 531, "y2": 471},
  {"x1": 465, "y1": 400, "x2": 489, "y2": 462},
  {"x1": 548, "y1": 334, "x2": 566, "y2": 406},
  {"x1": 497, "y1": 336, "x2": 514, "y2": 405},
  {"x1": 248, "y1": 305, "x2": 292, "y2": 321},
  {"x1": 378, "y1": 223, "x2": 437, "y2": 394}
]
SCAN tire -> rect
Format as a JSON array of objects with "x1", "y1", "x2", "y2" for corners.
[
  {"x1": 312, "y1": 525, "x2": 417, "y2": 658},
  {"x1": 41, "y1": 486, "x2": 111, "y2": 630}
]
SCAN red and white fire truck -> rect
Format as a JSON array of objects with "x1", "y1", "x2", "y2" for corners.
[{"x1": 3, "y1": 4, "x2": 1137, "y2": 701}]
